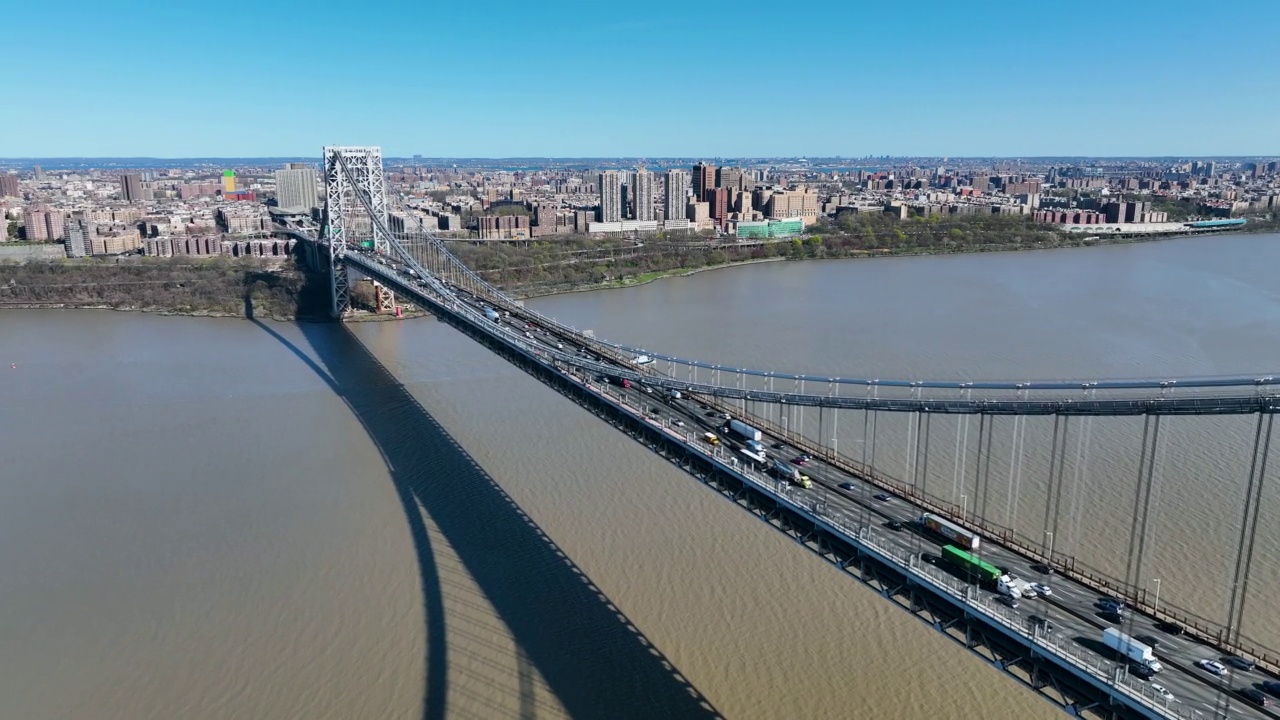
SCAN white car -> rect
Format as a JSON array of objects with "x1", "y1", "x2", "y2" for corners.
[
  {"x1": 1151, "y1": 684, "x2": 1175, "y2": 702},
  {"x1": 1196, "y1": 659, "x2": 1227, "y2": 676},
  {"x1": 1030, "y1": 582, "x2": 1052, "y2": 596},
  {"x1": 670, "y1": 418, "x2": 685, "y2": 428}
]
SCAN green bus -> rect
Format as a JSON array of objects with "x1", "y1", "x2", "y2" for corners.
[{"x1": 941, "y1": 545, "x2": 1001, "y2": 584}]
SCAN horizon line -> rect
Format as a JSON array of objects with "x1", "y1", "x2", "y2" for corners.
[{"x1": 1, "y1": 153, "x2": 1276, "y2": 163}]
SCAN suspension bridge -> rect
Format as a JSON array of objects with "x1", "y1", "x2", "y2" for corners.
[{"x1": 285, "y1": 146, "x2": 1280, "y2": 720}]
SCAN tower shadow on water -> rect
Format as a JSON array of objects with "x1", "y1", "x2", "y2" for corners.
[{"x1": 248, "y1": 294, "x2": 722, "y2": 719}]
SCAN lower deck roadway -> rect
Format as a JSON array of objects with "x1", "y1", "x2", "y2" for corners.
[{"x1": 403, "y1": 261, "x2": 1278, "y2": 719}]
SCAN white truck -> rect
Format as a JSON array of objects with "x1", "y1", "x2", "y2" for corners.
[
  {"x1": 997, "y1": 575, "x2": 1023, "y2": 599},
  {"x1": 998, "y1": 574, "x2": 1037, "y2": 599},
  {"x1": 724, "y1": 418, "x2": 763, "y2": 443},
  {"x1": 1103, "y1": 628, "x2": 1163, "y2": 672}
]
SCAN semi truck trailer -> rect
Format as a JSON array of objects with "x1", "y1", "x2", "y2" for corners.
[
  {"x1": 772, "y1": 459, "x2": 812, "y2": 488},
  {"x1": 724, "y1": 419, "x2": 763, "y2": 443},
  {"x1": 1103, "y1": 628, "x2": 1163, "y2": 672}
]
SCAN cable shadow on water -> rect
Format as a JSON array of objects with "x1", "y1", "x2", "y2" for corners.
[{"x1": 253, "y1": 311, "x2": 723, "y2": 719}]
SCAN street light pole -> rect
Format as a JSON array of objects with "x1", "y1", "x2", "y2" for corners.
[
  {"x1": 1152, "y1": 578, "x2": 1162, "y2": 615},
  {"x1": 960, "y1": 494, "x2": 968, "y2": 520},
  {"x1": 1045, "y1": 531, "x2": 1055, "y2": 561}
]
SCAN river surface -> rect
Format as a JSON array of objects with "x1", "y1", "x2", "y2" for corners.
[{"x1": 1, "y1": 232, "x2": 1277, "y2": 719}]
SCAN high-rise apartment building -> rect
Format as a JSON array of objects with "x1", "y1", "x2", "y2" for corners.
[
  {"x1": 120, "y1": 173, "x2": 144, "y2": 202},
  {"x1": 23, "y1": 208, "x2": 48, "y2": 241},
  {"x1": 705, "y1": 187, "x2": 730, "y2": 229},
  {"x1": 23, "y1": 206, "x2": 64, "y2": 241},
  {"x1": 65, "y1": 213, "x2": 92, "y2": 258},
  {"x1": 222, "y1": 170, "x2": 237, "y2": 194},
  {"x1": 0, "y1": 174, "x2": 19, "y2": 197},
  {"x1": 665, "y1": 169, "x2": 689, "y2": 223},
  {"x1": 274, "y1": 167, "x2": 318, "y2": 212},
  {"x1": 598, "y1": 170, "x2": 623, "y2": 222},
  {"x1": 632, "y1": 168, "x2": 655, "y2": 221},
  {"x1": 692, "y1": 162, "x2": 715, "y2": 201},
  {"x1": 716, "y1": 166, "x2": 744, "y2": 192}
]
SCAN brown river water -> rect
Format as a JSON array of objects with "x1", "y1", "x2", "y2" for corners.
[{"x1": 2, "y1": 232, "x2": 1277, "y2": 719}]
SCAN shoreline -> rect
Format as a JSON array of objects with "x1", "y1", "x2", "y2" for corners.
[
  {"x1": 0, "y1": 302, "x2": 413, "y2": 323},
  {"x1": 1, "y1": 224, "x2": 1270, "y2": 316},
  {"x1": 508, "y1": 256, "x2": 787, "y2": 300},
  {"x1": 509, "y1": 224, "x2": 1266, "y2": 300}
]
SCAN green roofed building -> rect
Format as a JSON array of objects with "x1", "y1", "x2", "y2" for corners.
[
  {"x1": 768, "y1": 218, "x2": 804, "y2": 237},
  {"x1": 734, "y1": 217, "x2": 805, "y2": 240}
]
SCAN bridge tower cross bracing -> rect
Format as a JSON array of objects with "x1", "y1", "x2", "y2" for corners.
[{"x1": 323, "y1": 146, "x2": 396, "y2": 317}]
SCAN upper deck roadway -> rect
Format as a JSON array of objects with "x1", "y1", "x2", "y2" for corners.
[{"x1": 335, "y1": 245, "x2": 1280, "y2": 720}]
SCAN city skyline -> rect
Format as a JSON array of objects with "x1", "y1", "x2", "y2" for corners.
[{"x1": 5, "y1": 1, "x2": 1280, "y2": 158}]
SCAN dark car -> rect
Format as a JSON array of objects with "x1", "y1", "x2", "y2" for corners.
[
  {"x1": 1240, "y1": 688, "x2": 1270, "y2": 707},
  {"x1": 1226, "y1": 656, "x2": 1256, "y2": 672},
  {"x1": 886, "y1": 519, "x2": 905, "y2": 532},
  {"x1": 1134, "y1": 634, "x2": 1160, "y2": 649},
  {"x1": 874, "y1": 493, "x2": 892, "y2": 502},
  {"x1": 1129, "y1": 664, "x2": 1156, "y2": 680},
  {"x1": 791, "y1": 456, "x2": 808, "y2": 466},
  {"x1": 772, "y1": 442, "x2": 786, "y2": 450},
  {"x1": 838, "y1": 482, "x2": 855, "y2": 491},
  {"x1": 1100, "y1": 610, "x2": 1125, "y2": 624},
  {"x1": 921, "y1": 553, "x2": 939, "y2": 565},
  {"x1": 998, "y1": 595, "x2": 1020, "y2": 609},
  {"x1": 1261, "y1": 681, "x2": 1280, "y2": 697},
  {"x1": 1028, "y1": 615, "x2": 1055, "y2": 634},
  {"x1": 1155, "y1": 620, "x2": 1185, "y2": 636},
  {"x1": 1030, "y1": 562, "x2": 1054, "y2": 575}
]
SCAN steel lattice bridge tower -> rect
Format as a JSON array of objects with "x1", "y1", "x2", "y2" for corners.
[{"x1": 305, "y1": 147, "x2": 1280, "y2": 720}]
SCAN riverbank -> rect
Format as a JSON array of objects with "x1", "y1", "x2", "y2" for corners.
[
  {"x1": 1, "y1": 220, "x2": 1269, "y2": 315},
  {"x1": 0, "y1": 256, "x2": 426, "y2": 322},
  {"x1": 503, "y1": 224, "x2": 1261, "y2": 299},
  {"x1": 507, "y1": 257, "x2": 787, "y2": 299},
  {"x1": 456, "y1": 213, "x2": 1280, "y2": 299}
]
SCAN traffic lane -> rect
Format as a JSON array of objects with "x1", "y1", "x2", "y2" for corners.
[
  {"x1": 768, "y1": 455, "x2": 1264, "y2": 716},
  {"x1": 1030, "y1": 593, "x2": 1230, "y2": 712},
  {"x1": 581, "y1": 376, "x2": 1267, "y2": 717}
]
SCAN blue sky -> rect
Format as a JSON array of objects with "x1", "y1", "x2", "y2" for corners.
[{"x1": 4, "y1": 0, "x2": 1279, "y2": 157}]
